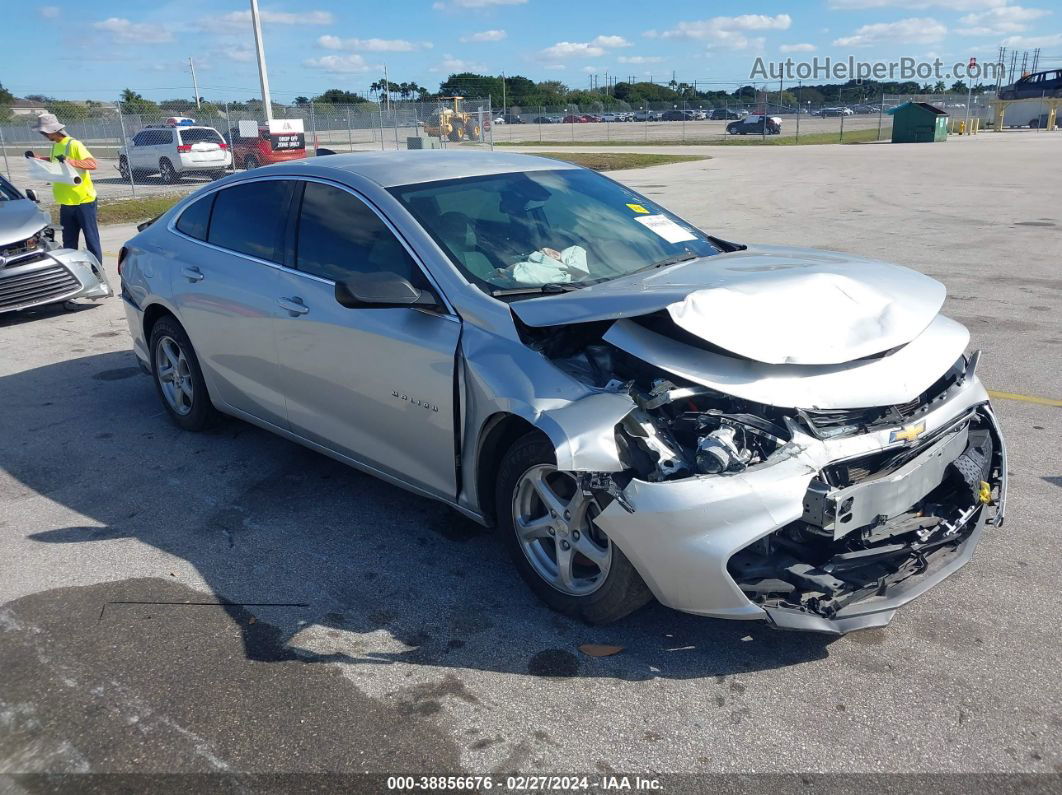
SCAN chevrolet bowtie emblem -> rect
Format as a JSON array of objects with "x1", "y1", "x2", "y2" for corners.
[{"x1": 890, "y1": 420, "x2": 926, "y2": 443}]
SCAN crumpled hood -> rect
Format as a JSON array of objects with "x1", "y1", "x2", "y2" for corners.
[
  {"x1": 0, "y1": 199, "x2": 51, "y2": 248},
  {"x1": 511, "y1": 245, "x2": 946, "y2": 365}
]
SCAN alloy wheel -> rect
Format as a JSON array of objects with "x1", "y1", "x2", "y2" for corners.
[
  {"x1": 511, "y1": 464, "x2": 612, "y2": 596},
  {"x1": 155, "y1": 335, "x2": 194, "y2": 416}
]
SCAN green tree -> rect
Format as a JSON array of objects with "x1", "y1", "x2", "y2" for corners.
[
  {"x1": 0, "y1": 81, "x2": 14, "y2": 122},
  {"x1": 119, "y1": 88, "x2": 160, "y2": 115},
  {"x1": 313, "y1": 89, "x2": 368, "y2": 104}
]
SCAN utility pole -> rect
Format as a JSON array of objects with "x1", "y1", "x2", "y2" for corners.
[
  {"x1": 249, "y1": 0, "x2": 273, "y2": 123},
  {"x1": 189, "y1": 57, "x2": 201, "y2": 110}
]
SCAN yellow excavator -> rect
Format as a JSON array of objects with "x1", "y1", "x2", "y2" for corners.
[{"x1": 423, "y1": 96, "x2": 483, "y2": 142}]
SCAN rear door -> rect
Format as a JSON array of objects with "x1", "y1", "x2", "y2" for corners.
[
  {"x1": 170, "y1": 179, "x2": 296, "y2": 428},
  {"x1": 273, "y1": 180, "x2": 461, "y2": 499}
]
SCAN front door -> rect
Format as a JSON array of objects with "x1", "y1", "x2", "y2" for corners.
[{"x1": 273, "y1": 180, "x2": 461, "y2": 500}]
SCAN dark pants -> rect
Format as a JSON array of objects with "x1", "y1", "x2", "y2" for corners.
[{"x1": 59, "y1": 200, "x2": 103, "y2": 265}]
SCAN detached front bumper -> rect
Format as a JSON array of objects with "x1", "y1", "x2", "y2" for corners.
[
  {"x1": 593, "y1": 377, "x2": 1006, "y2": 634},
  {"x1": 0, "y1": 248, "x2": 112, "y2": 314}
]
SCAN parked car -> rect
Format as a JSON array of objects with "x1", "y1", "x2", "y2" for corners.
[
  {"x1": 708, "y1": 108, "x2": 744, "y2": 120},
  {"x1": 119, "y1": 124, "x2": 232, "y2": 183},
  {"x1": 660, "y1": 110, "x2": 695, "y2": 121},
  {"x1": 818, "y1": 107, "x2": 854, "y2": 117},
  {"x1": 726, "y1": 114, "x2": 782, "y2": 135},
  {"x1": 531, "y1": 115, "x2": 555, "y2": 124},
  {"x1": 119, "y1": 151, "x2": 1005, "y2": 634},
  {"x1": 998, "y1": 68, "x2": 1062, "y2": 100},
  {"x1": 502, "y1": 113, "x2": 525, "y2": 124},
  {"x1": 0, "y1": 174, "x2": 111, "y2": 314},
  {"x1": 633, "y1": 111, "x2": 660, "y2": 121},
  {"x1": 562, "y1": 114, "x2": 590, "y2": 123},
  {"x1": 226, "y1": 125, "x2": 307, "y2": 170}
]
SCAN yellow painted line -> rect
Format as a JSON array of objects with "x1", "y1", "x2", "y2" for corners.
[{"x1": 988, "y1": 390, "x2": 1062, "y2": 408}]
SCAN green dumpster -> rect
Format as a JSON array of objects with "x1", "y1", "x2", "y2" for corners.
[{"x1": 887, "y1": 102, "x2": 949, "y2": 143}]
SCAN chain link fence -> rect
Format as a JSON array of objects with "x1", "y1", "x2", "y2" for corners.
[
  {"x1": 0, "y1": 98, "x2": 495, "y2": 205},
  {"x1": 3, "y1": 88, "x2": 1056, "y2": 206}
]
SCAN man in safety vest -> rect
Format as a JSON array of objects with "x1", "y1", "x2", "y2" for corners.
[{"x1": 24, "y1": 112, "x2": 102, "y2": 265}]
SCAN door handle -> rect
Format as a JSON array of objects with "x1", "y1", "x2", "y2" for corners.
[
  {"x1": 277, "y1": 296, "x2": 309, "y2": 316},
  {"x1": 181, "y1": 266, "x2": 204, "y2": 283}
]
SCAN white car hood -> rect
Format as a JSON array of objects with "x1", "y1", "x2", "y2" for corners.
[{"x1": 512, "y1": 245, "x2": 946, "y2": 366}]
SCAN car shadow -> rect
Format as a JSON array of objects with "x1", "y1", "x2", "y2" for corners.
[
  {"x1": 0, "y1": 299, "x2": 102, "y2": 327},
  {"x1": 6, "y1": 350, "x2": 836, "y2": 683}
]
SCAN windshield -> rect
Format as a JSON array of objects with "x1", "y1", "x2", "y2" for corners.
[
  {"x1": 389, "y1": 169, "x2": 720, "y2": 294},
  {"x1": 0, "y1": 175, "x2": 21, "y2": 201}
]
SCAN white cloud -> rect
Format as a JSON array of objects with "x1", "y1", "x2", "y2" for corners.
[
  {"x1": 582, "y1": 65, "x2": 600, "y2": 73},
  {"x1": 645, "y1": 14, "x2": 789, "y2": 50},
  {"x1": 1000, "y1": 31, "x2": 1062, "y2": 46},
  {"x1": 543, "y1": 63, "x2": 567, "y2": 70},
  {"x1": 539, "y1": 34, "x2": 631, "y2": 60},
  {"x1": 304, "y1": 53, "x2": 378, "y2": 73},
  {"x1": 429, "y1": 54, "x2": 489, "y2": 72},
  {"x1": 780, "y1": 42, "x2": 817, "y2": 53},
  {"x1": 833, "y1": 17, "x2": 948, "y2": 46},
  {"x1": 592, "y1": 35, "x2": 631, "y2": 47},
  {"x1": 460, "y1": 29, "x2": 507, "y2": 42},
  {"x1": 38, "y1": 5, "x2": 59, "y2": 18},
  {"x1": 434, "y1": 0, "x2": 527, "y2": 9},
  {"x1": 829, "y1": 0, "x2": 1004, "y2": 8},
  {"x1": 92, "y1": 17, "x2": 174, "y2": 44},
  {"x1": 221, "y1": 45, "x2": 255, "y2": 62},
  {"x1": 317, "y1": 35, "x2": 426, "y2": 51},
  {"x1": 955, "y1": 5, "x2": 1051, "y2": 35},
  {"x1": 214, "y1": 9, "x2": 333, "y2": 31},
  {"x1": 617, "y1": 55, "x2": 664, "y2": 63}
]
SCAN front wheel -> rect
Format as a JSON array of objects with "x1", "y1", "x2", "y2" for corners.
[
  {"x1": 150, "y1": 316, "x2": 219, "y2": 431},
  {"x1": 118, "y1": 156, "x2": 130, "y2": 180},
  {"x1": 495, "y1": 434, "x2": 652, "y2": 624}
]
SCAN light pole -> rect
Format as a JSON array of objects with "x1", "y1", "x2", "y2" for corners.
[
  {"x1": 249, "y1": 0, "x2": 273, "y2": 124},
  {"x1": 189, "y1": 57, "x2": 201, "y2": 111}
]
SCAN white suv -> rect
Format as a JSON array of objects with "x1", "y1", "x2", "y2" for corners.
[{"x1": 119, "y1": 125, "x2": 232, "y2": 183}]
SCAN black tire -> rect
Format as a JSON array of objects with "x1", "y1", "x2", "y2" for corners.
[
  {"x1": 244, "y1": 155, "x2": 259, "y2": 170},
  {"x1": 1028, "y1": 118, "x2": 1039, "y2": 129},
  {"x1": 149, "y1": 316, "x2": 219, "y2": 432},
  {"x1": 447, "y1": 127, "x2": 463, "y2": 143},
  {"x1": 464, "y1": 119, "x2": 481, "y2": 141},
  {"x1": 118, "y1": 156, "x2": 130, "y2": 180},
  {"x1": 495, "y1": 433, "x2": 653, "y2": 624},
  {"x1": 159, "y1": 158, "x2": 179, "y2": 184}
]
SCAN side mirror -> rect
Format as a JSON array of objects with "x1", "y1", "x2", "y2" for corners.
[
  {"x1": 335, "y1": 271, "x2": 440, "y2": 309},
  {"x1": 25, "y1": 189, "x2": 39, "y2": 203}
]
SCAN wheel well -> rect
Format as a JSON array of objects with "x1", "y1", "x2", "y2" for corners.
[
  {"x1": 475, "y1": 413, "x2": 541, "y2": 525},
  {"x1": 143, "y1": 304, "x2": 177, "y2": 347}
]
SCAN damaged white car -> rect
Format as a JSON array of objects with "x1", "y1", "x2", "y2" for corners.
[
  {"x1": 0, "y1": 174, "x2": 111, "y2": 314},
  {"x1": 118, "y1": 152, "x2": 1006, "y2": 635}
]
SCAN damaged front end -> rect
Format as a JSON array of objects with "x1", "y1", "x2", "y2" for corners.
[
  {"x1": 519, "y1": 315, "x2": 1006, "y2": 635},
  {"x1": 728, "y1": 406, "x2": 1005, "y2": 634}
]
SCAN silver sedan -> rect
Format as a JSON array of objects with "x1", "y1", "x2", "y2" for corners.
[{"x1": 118, "y1": 151, "x2": 1006, "y2": 634}]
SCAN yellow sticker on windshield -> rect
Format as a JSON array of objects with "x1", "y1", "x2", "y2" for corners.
[{"x1": 626, "y1": 203, "x2": 649, "y2": 214}]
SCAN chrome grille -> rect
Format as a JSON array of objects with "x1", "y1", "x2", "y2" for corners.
[{"x1": 0, "y1": 263, "x2": 80, "y2": 311}]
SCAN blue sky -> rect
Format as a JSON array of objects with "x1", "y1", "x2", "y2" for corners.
[{"x1": 6, "y1": 0, "x2": 1062, "y2": 101}]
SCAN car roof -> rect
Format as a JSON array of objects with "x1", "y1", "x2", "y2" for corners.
[{"x1": 291, "y1": 150, "x2": 581, "y2": 188}]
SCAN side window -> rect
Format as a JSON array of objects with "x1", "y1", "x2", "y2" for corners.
[
  {"x1": 295, "y1": 182, "x2": 426, "y2": 287},
  {"x1": 160, "y1": 130, "x2": 173, "y2": 144},
  {"x1": 175, "y1": 193, "x2": 215, "y2": 241},
  {"x1": 207, "y1": 180, "x2": 294, "y2": 261}
]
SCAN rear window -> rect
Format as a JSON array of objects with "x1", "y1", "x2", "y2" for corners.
[
  {"x1": 179, "y1": 128, "x2": 224, "y2": 145},
  {"x1": 207, "y1": 180, "x2": 294, "y2": 261},
  {"x1": 175, "y1": 193, "x2": 215, "y2": 241}
]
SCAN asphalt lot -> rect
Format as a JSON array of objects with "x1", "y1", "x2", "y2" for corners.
[{"x1": 1, "y1": 133, "x2": 1060, "y2": 778}]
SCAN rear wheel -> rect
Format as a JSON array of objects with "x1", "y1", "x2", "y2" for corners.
[
  {"x1": 118, "y1": 156, "x2": 130, "y2": 180},
  {"x1": 149, "y1": 316, "x2": 219, "y2": 432},
  {"x1": 159, "y1": 158, "x2": 178, "y2": 184},
  {"x1": 244, "y1": 155, "x2": 259, "y2": 169},
  {"x1": 464, "y1": 119, "x2": 482, "y2": 141},
  {"x1": 496, "y1": 433, "x2": 652, "y2": 624}
]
